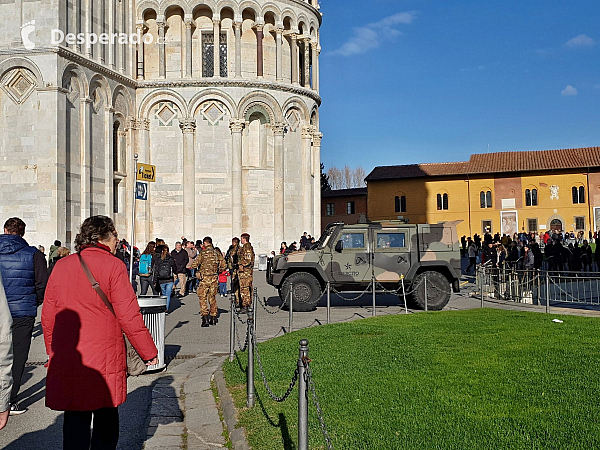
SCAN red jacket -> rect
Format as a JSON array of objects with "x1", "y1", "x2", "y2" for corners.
[
  {"x1": 218, "y1": 270, "x2": 229, "y2": 283},
  {"x1": 42, "y1": 247, "x2": 157, "y2": 411}
]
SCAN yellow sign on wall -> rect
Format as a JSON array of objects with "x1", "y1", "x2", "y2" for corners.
[{"x1": 136, "y1": 163, "x2": 156, "y2": 182}]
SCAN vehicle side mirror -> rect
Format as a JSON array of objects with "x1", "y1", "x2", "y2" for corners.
[{"x1": 335, "y1": 240, "x2": 343, "y2": 252}]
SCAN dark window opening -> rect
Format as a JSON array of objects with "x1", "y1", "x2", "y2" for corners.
[{"x1": 347, "y1": 201, "x2": 355, "y2": 215}]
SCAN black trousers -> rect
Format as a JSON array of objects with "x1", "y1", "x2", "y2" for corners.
[
  {"x1": 139, "y1": 276, "x2": 157, "y2": 295},
  {"x1": 11, "y1": 316, "x2": 35, "y2": 403},
  {"x1": 63, "y1": 407, "x2": 119, "y2": 450}
]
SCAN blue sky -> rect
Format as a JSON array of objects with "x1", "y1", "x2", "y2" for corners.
[{"x1": 318, "y1": 0, "x2": 600, "y2": 174}]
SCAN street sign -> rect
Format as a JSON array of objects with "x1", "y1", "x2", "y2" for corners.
[
  {"x1": 135, "y1": 182, "x2": 148, "y2": 201},
  {"x1": 137, "y1": 163, "x2": 156, "y2": 182}
]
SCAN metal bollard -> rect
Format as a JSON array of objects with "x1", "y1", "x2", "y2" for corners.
[
  {"x1": 326, "y1": 282, "x2": 331, "y2": 324},
  {"x1": 247, "y1": 318, "x2": 255, "y2": 408},
  {"x1": 424, "y1": 273, "x2": 428, "y2": 312},
  {"x1": 288, "y1": 287, "x2": 293, "y2": 333},
  {"x1": 372, "y1": 275, "x2": 376, "y2": 317},
  {"x1": 229, "y1": 301, "x2": 235, "y2": 362},
  {"x1": 480, "y1": 267, "x2": 485, "y2": 308},
  {"x1": 298, "y1": 339, "x2": 309, "y2": 450},
  {"x1": 252, "y1": 299, "x2": 257, "y2": 337},
  {"x1": 401, "y1": 275, "x2": 408, "y2": 314},
  {"x1": 545, "y1": 273, "x2": 550, "y2": 314}
]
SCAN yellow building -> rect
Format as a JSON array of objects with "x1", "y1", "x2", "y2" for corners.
[{"x1": 366, "y1": 147, "x2": 600, "y2": 239}]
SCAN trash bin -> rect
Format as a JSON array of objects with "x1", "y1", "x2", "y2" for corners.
[
  {"x1": 137, "y1": 295, "x2": 167, "y2": 371},
  {"x1": 258, "y1": 254, "x2": 268, "y2": 271}
]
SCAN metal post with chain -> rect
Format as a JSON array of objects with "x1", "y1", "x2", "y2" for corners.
[
  {"x1": 545, "y1": 272, "x2": 550, "y2": 313},
  {"x1": 371, "y1": 275, "x2": 376, "y2": 317},
  {"x1": 424, "y1": 273, "x2": 428, "y2": 312},
  {"x1": 326, "y1": 282, "x2": 331, "y2": 324},
  {"x1": 229, "y1": 300, "x2": 235, "y2": 362},
  {"x1": 247, "y1": 318, "x2": 255, "y2": 407},
  {"x1": 288, "y1": 287, "x2": 293, "y2": 333},
  {"x1": 298, "y1": 339, "x2": 309, "y2": 450}
]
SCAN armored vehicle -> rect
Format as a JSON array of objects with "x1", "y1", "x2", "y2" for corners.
[{"x1": 266, "y1": 221, "x2": 462, "y2": 311}]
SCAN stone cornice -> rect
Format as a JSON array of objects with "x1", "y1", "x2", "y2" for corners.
[{"x1": 138, "y1": 78, "x2": 322, "y2": 105}]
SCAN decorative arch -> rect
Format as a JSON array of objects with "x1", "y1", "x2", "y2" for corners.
[
  {"x1": 0, "y1": 56, "x2": 44, "y2": 85},
  {"x1": 217, "y1": 0, "x2": 238, "y2": 17},
  {"x1": 281, "y1": 9, "x2": 297, "y2": 29},
  {"x1": 192, "y1": 3, "x2": 215, "y2": 18},
  {"x1": 238, "y1": 91, "x2": 282, "y2": 123},
  {"x1": 261, "y1": 2, "x2": 281, "y2": 20},
  {"x1": 112, "y1": 85, "x2": 134, "y2": 117},
  {"x1": 160, "y1": 0, "x2": 191, "y2": 16},
  {"x1": 61, "y1": 63, "x2": 89, "y2": 98},
  {"x1": 309, "y1": 105, "x2": 319, "y2": 126},
  {"x1": 136, "y1": 0, "x2": 159, "y2": 19},
  {"x1": 88, "y1": 73, "x2": 111, "y2": 104},
  {"x1": 239, "y1": 0, "x2": 260, "y2": 17},
  {"x1": 297, "y1": 15, "x2": 310, "y2": 34},
  {"x1": 188, "y1": 89, "x2": 237, "y2": 117},
  {"x1": 282, "y1": 96, "x2": 310, "y2": 122},
  {"x1": 138, "y1": 89, "x2": 187, "y2": 119},
  {"x1": 547, "y1": 214, "x2": 565, "y2": 232},
  {"x1": 244, "y1": 104, "x2": 271, "y2": 124}
]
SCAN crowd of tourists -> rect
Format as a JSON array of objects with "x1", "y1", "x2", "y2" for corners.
[
  {"x1": 462, "y1": 230, "x2": 600, "y2": 274},
  {"x1": 278, "y1": 232, "x2": 317, "y2": 255}
]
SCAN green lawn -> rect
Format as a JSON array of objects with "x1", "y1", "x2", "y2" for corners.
[{"x1": 222, "y1": 309, "x2": 600, "y2": 450}]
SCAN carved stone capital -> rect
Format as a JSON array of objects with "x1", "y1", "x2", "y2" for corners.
[
  {"x1": 179, "y1": 118, "x2": 196, "y2": 134},
  {"x1": 229, "y1": 118, "x2": 245, "y2": 133},
  {"x1": 290, "y1": 33, "x2": 298, "y2": 41},
  {"x1": 183, "y1": 20, "x2": 192, "y2": 29},
  {"x1": 128, "y1": 117, "x2": 150, "y2": 131},
  {"x1": 272, "y1": 123, "x2": 285, "y2": 136},
  {"x1": 135, "y1": 23, "x2": 145, "y2": 33},
  {"x1": 275, "y1": 27, "x2": 284, "y2": 35},
  {"x1": 156, "y1": 22, "x2": 166, "y2": 32},
  {"x1": 212, "y1": 18, "x2": 221, "y2": 27},
  {"x1": 254, "y1": 23, "x2": 264, "y2": 32},
  {"x1": 233, "y1": 22, "x2": 243, "y2": 31},
  {"x1": 301, "y1": 125, "x2": 314, "y2": 139},
  {"x1": 312, "y1": 132, "x2": 323, "y2": 146}
]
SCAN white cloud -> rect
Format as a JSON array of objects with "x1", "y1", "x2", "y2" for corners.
[
  {"x1": 328, "y1": 11, "x2": 417, "y2": 57},
  {"x1": 561, "y1": 85, "x2": 578, "y2": 96},
  {"x1": 565, "y1": 34, "x2": 595, "y2": 48}
]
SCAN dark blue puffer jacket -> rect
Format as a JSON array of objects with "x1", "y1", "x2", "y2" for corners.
[{"x1": 0, "y1": 234, "x2": 38, "y2": 317}]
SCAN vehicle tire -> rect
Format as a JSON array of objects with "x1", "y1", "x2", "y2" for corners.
[
  {"x1": 409, "y1": 271, "x2": 451, "y2": 311},
  {"x1": 280, "y1": 272, "x2": 322, "y2": 312}
]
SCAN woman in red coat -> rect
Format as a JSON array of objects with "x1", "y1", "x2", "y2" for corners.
[{"x1": 42, "y1": 216, "x2": 157, "y2": 450}]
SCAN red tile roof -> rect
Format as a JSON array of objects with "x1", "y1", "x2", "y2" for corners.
[{"x1": 366, "y1": 147, "x2": 600, "y2": 181}]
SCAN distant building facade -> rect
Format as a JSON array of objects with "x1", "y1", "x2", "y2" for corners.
[
  {"x1": 366, "y1": 147, "x2": 600, "y2": 239},
  {"x1": 321, "y1": 187, "x2": 367, "y2": 232}
]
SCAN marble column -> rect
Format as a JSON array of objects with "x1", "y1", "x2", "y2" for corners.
[
  {"x1": 104, "y1": 106, "x2": 114, "y2": 216},
  {"x1": 107, "y1": 0, "x2": 114, "y2": 67},
  {"x1": 234, "y1": 22, "x2": 242, "y2": 78},
  {"x1": 230, "y1": 119, "x2": 245, "y2": 235},
  {"x1": 313, "y1": 45, "x2": 320, "y2": 92},
  {"x1": 180, "y1": 119, "x2": 197, "y2": 239},
  {"x1": 80, "y1": 97, "x2": 92, "y2": 220},
  {"x1": 273, "y1": 124, "x2": 285, "y2": 246},
  {"x1": 312, "y1": 132, "x2": 322, "y2": 235},
  {"x1": 275, "y1": 27, "x2": 283, "y2": 81},
  {"x1": 83, "y1": 0, "x2": 91, "y2": 57},
  {"x1": 157, "y1": 21, "x2": 166, "y2": 79},
  {"x1": 136, "y1": 23, "x2": 145, "y2": 80},
  {"x1": 184, "y1": 17, "x2": 193, "y2": 78},
  {"x1": 256, "y1": 24, "x2": 264, "y2": 77},
  {"x1": 213, "y1": 18, "x2": 220, "y2": 77},
  {"x1": 303, "y1": 38, "x2": 310, "y2": 88},
  {"x1": 290, "y1": 33, "x2": 298, "y2": 85},
  {"x1": 301, "y1": 126, "x2": 313, "y2": 234}
]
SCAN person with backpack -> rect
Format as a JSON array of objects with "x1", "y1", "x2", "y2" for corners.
[
  {"x1": 152, "y1": 245, "x2": 177, "y2": 312},
  {"x1": 139, "y1": 242, "x2": 157, "y2": 295}
]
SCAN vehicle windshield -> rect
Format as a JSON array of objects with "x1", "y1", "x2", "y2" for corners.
[{"x1": 313, "y1": 224, "x2": 339, "y2": 249}]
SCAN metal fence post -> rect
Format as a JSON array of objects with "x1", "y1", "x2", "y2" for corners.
[
  {"x1": 480, "y1": 267, "x2": 485, "y2": 308},
  {"x1": 229, "y1": 301, "x2": 235, "y2": 362},
  {"x1": 298, "y1": 339, "x2": 309, "y2": 450},
  {"x1": 247, "y1": 319, "x2": 255, "y2": 408},
  {"x1": 252, "y1": 298, "x2": 257, "y2": 337},
  {"x1": 545, "y1": 272, "x2": 550, "y2": 314},
  {"x1": 424, "y1": 273, "x2": 428, "y2": 312},
  {"x1": 289, "y1": 287, "x2": 293, "y2": 333},
  {"x1": 372, "y1": 275, "x2": 376, "y2": 317},
  {"x1": 326, "y1": 282, "x2": 331, "y2": 324},
  {"x1": 401, "y1": 275, "x2": 408, "y2": 313}
]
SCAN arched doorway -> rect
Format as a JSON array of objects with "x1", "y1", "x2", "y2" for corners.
[{"x1": 550, "y1": 219, "x2": 563, "y2": 232}]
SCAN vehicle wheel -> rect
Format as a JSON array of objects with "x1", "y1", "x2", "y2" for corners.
[
  {"x1": 280, "y1": 272, "x2": 322, "y2": 312},
  {"x1": 409, "y1": 271, "x2": 451, "y2": 311}
]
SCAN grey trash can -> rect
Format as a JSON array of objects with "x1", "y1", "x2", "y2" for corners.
[
  {"x1": 137, "y1": 295, "x2": 167, "y2": 371},
  {"x1": 258, "y1": 254, "x2": 268, "y2": 271}
]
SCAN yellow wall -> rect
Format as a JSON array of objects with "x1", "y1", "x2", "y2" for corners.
[{"x1": 368, "y1": 170, "x2": 597, "y2": 238}]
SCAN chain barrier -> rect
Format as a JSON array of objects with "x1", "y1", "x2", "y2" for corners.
[
  {"x1": 330, "y1": 283, "x2": 374, "y2": 301},
  {"x1": 304, "y1": 361, "x2": 335, "y2": 450},
  {"x1": 255, "y1": 292, "x2": 286, "y2": 315},
  {"x1": 250, "y1": 325, "x2": 299, "y2": 402},
  {"x1": 235, "y1": 323, "x2": 248, "y2": 352}
]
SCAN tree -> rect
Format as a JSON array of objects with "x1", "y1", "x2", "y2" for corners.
[
  {"x1": 327, "y1": 165, "x2": 367, "y2": 189},
  {"x1": 320, "y1": 163, "x2": 331, "y2": 191},
  {"x1": 327, "y1": 166, "x2": 342, "y2": 190}
]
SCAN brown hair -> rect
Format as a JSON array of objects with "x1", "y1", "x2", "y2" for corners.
[
  {"x1": 3, "y1": 217, "x2": 26, "y2": 237},
  {"x1": 75, "y1": 215, "x2": 116, "y2": 252},
  {"x1": 143, "y1": 242, "x2": 156, "y2": 255}
]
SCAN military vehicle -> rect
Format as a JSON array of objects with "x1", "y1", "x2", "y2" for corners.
[{"x1": 266, "y1": 220, "x2": 462, "y2": 311}]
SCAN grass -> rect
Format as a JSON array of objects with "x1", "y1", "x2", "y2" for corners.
[{"x1": 222, "y1": 309, "x2": 600, "y2": 450}]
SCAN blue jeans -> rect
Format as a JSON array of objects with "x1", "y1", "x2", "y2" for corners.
[
  {"x1": 219, "y1": 282, "x2": 227, "y2": 296},
  {"x1": 160, "y1": 282, "x2": 174, "y2": 310}
]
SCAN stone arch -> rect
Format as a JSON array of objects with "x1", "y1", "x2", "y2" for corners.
[
  {"x1": 136, "y1": 0, "x2": 159, "y2": 19},
  {"x1": 88, "y1": 73, "x2": 111, "y2": 105},
  {"x1": 217, "y1": 0, "x2": 238, "y2": 16},
  {"x1": 192, "y1": 3, "x2": 214, "y2": 18},
  {"x1": 61, "y1": 63, "x2": 89, "y2": 98},
  {"x1": 239, "y1": 0, "x2": 260, "y2": 18},
  {"x1": 188, "y1": 89, "x2": 237, "y2": 117},
  {"x1": 160, "y1": 0, "x2": 191, "y2": 16},
  {"x1": 309, "y1": 105, "x2": 318, "y2": 127},
  {"x1": 0, "y1": 56, "x2": 44, "y2": 85},
  {"x1": 112, "y1": 85, "x2": 133, "y2": 117},
  {"x1": 138, "y1": 89, "x2": 187, "y2": 119},
  {"x1": 261, "y1": 3, "x2": 281, "y2": 21},
  {"x1": 281, "y1": 9, "x2": 296, "y2": 29},
  {"x1": 297, "y1": 15, "x2": 309, "y2": 34},
  {"x1": 238, "y1": 91, "x2": 282, "y2": 123},
  {"x1": 547, "y1": 214, "x2": 565, "y2": 232},
  {"x1": 282, "y1": 97, "x2": 310, "y2": 123}
]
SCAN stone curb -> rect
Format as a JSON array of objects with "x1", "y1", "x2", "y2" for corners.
[{"x1": 214, "y1": 365, "x2": 251, "y2": 450}]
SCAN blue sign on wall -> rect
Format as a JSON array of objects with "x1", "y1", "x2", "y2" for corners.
[{"x1": 135, "y1": 182, "x2": 148, "y2": 201}]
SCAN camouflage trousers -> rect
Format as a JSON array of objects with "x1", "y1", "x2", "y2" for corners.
[
  {"x1": 238, "y1": 273, "x2": 253, "y2": 307},
  {"x1": 197, "y1": 278, "x2": 218, "y2": 316}
]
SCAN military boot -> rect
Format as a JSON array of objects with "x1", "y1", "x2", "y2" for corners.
[
  {"x1": 201, "y1": 316, "x2": 209, "y2": 327},
  {"x1": 209, "y1": 315, "x2": 218, "y2": 325}
]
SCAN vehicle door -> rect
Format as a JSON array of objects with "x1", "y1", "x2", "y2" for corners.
[
  {"x1": 372, "y1": 228, "x2": 411, "y2": 283},
  {"x1": 330, "y1": 229, "x2": 371, "y2": 284}
]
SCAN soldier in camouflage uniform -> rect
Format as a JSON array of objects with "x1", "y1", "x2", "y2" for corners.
[
  {"x1": 225, "y1": 237, "x2": 240, "y2": 304},
  {"x1": 191, "y1": 236, "x2": 226, "y2": 327},
  {"x1": 237, "y1": 233, "x2": 255, "y2": 312}
]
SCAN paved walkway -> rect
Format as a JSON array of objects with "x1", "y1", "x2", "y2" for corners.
[{"x1": 2, "y1": 268, "x2": 600, "y2": 449}]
